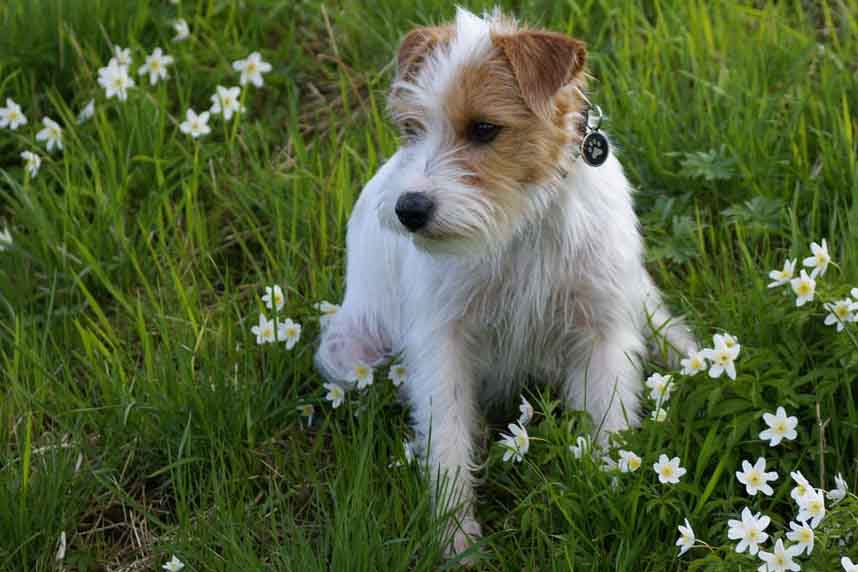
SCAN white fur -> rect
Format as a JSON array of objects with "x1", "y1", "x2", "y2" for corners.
[{"x1": 314, "y1": 8, "x2": 696, "y2": 559}]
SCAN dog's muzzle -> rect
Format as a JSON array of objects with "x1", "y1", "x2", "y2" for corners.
[{"x1": 395, "y1": 192, "x2": 435, "y2": 232}]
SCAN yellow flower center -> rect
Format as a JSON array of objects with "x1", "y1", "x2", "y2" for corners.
[
  {"x1": 515, "y1": 434, "x2": 527, "y2": 448},
  {"x1": 774, "y1": 421, "x2": 786, "y2": 433},
  {"x1": 799, "y1": 529, "x2": 812, "y2": 542},
  {"x1": 817, "y1": 253, "x2": 827, "y2": 264},
  {"x1": 691, "y1": 357, "x2": 702, "y2": 368},
  {"x1": 286, "y1": 327, "x2": 297, "y2": 337},
  {"x1": 355, "y1": 365, "x2": 368, "y2": 377},
  {"x1": 836, "y1": 305, "x2": 849, "y2": 318},
  {"x1": 798, "y1": 282, "x2": 811, "y2": 295},
  {"x1": 717, "y1": 352, "x2": 730, "y2": 364},
  {"x1": 748, "y1": 471, "x2": 762, "y2": 486},
  {"x1": 808, "y1": 500, "x2": 821, "y2": 513},
  {"x1": 247, "y1": 62, "x2": 257, "y2": 73},
  {"x1": 748, "y1": 528, "x2": 759, "y2": 541},
  {"x1": 629, "y1": 457, "x2": 641, "y2": 471},
  {"x1": 660, "y1": 466, "x2": 674, "y2": 478},
  {"x1": 725, "y1": 339, "x2": 736, "y2": 348}
]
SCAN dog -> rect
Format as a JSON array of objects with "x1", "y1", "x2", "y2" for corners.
[{"x1": 315, "y1": 7, "x2": 696, "y2": 560}]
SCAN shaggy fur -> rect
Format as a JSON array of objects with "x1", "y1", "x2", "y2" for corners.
[{"x1": 315, "y1": 7, "x2": 696, "y2": 559}]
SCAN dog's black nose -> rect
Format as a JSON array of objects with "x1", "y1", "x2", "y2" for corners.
[{"x1": 395, "y1": 192, "x2": 434, "y2": 232}]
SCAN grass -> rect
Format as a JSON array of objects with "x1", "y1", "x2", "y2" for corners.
[{"x1": 1, "y1": 0, "x2": 857, "y2": 570}]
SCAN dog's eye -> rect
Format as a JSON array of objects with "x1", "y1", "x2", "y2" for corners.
[{"x1": 467, "y1": 121, "x2": 502, "y2": 144}]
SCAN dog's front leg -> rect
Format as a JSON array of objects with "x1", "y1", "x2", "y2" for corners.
[
  {"x1": 564, "y1": 326, "x2": 646, "y2": 445},
  {"x1": 406, "y1": 323, "x2": 481, "y2": 560}
]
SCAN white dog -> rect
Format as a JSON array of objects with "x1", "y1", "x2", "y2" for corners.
[{"x1": 315, "y1": 8, "x2": 696, "y2": 559}]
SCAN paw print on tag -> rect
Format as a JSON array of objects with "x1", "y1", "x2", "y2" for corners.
[{"x1": 582, "y1": 132, "x2": 609, "y2": 167}]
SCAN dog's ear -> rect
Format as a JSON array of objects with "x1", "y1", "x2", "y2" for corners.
[
  {"x1": 494, "y1": 31, "x2": 587, "y2": 118},
  {"x1": 396, "y1": 26, "x2": 452, "y2": 81}
]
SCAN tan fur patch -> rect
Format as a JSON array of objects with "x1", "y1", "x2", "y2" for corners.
[
  {"x1": 395, "y1": 25, "x2": 454, "y2": 83},
  {"x1": 441, "y1": 31, "x2": 587, "y2": 195},
  {"x1": 492, "y1": 31, "x2": 587, "y2": 120}
]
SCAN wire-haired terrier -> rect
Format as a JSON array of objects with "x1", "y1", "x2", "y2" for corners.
[{"x1": 315, "y1": 7, "x2": 696, "y2": 559}]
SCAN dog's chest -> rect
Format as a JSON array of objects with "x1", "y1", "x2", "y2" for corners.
[{"x1": 461, "y1": 248, "x2": 593, "y2": 380}]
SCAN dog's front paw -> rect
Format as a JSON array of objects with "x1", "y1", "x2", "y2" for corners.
[
  {"x1": 444, "y1": 517, "x2": 482, "y2": 567},
  {"x1": 315, "y1": 323, "x2": 389, "y2": 384}
]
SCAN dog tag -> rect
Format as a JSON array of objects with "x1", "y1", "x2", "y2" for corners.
[{"x1": 581, "y1": 131, "x2": 609, "y2": 167}]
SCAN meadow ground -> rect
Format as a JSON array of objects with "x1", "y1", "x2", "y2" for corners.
[{"x1": 1, "y1": 0, "x2": 858, "y2": 570}]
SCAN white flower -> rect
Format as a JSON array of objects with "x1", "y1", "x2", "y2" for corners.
[
  {"x1": 518, "y1": 395, "x2": 534, "y2": 426},
  {"x1": 173, "y1": 18, "x2": 190, "y2": 42},
  {"x1": 250, "y1": 313, "x2": 276, "y2": 344},
  {"x1": 768, "y1": 259, "x2": 796, "y2": 288},
  {"x1": 0, "y1": 97, "x2": 27, "y2": 130},
  {"x1": 297, "y1": 403, "x2": 314, "y2": 426},
  {"x1": 323, "y1": 383, "x2": 345, "y2": 408},
  {"x1": 650, "y1": 407, "x2": 668, "y2": 422},
  {"x1": 758, "y1": 538, "x2": 802, "y2": 572},
  {"x1": 852, "y1": 287, "x2": 858, "y2": 301},
  {"x1": 97, "y1": 60, "x2": 135, "y2": 101},
  {"x1": 645, "y1": 372, "x2": 674, "y2": 402},
  {"x1": 728, "y1": 507, "x2": 770, "y2": 555},
  {"x1": 110, "y1": 46, "x2": 132, "y2": 67},
  {"x1": 55, "y1": 531, "x2": 67, "y2": 561},
  {"x1": 314, "y1": 300, "x2": 339, "y2": 328},
  {"x1": 388, "y1": 363, "x2": 407, "y2": 387},
  {"x1": 701, "y1": 336, "x2": 740, "y2": 380},
  {"x1": 803, "y1": 239, "x2": 831, "y2": 278},
  {"x1": 348, "y1": 360, "x2": 373, "y2": 389},
  {"x1": 827, "y1": 473, "x2": 848, "y2": 504},
  {"x1": 843, "y1": 557, "x2": 858, "y2": 572},
  {"x1": 736, "y1": 457, "x2": 778, "y2": 496},
  {"x1": 277, "y1": 318, "x2": 301, "y2": 350},
  {"x1": 233, "y1": 51, "x2": 272, "y2": 87},
  {"x1": 790, "y1": 269, "x2": 816, "y2": 307},
  {"x1": 790, "y1": 471, "x2": 814, "y2": 504},
  {"x1": 786, "y1": 521, "x2": 815, "y2": 555},
  {"x1": 569, "y1": 435, "x2": 590, "y2": 459},
  {"x1": 162, "y1": 555, "x2": 185, "y2": 572},
  {"x1": 653, "y1": 454, "x2": 686, "y2": 484},
  {"x1": 179, "y1": 108, "x2": 211, "y2": 139},
  {"x1": 0, "y1": 226, "x2": 11, "y2": 252},
  {"x1": 138, "y1": 47, "x2": 173, "y2": 85},
  {"x1": 36, "y1": 117, "x2": 63, "y2": 152},
  {"x1": 676, "y1": 518, "x2": 695, "y2": 556},
  {"x1": 21, "y1": 151, "x2": 41, "y2": 178},
  {"x1": 499, "y1": 422, "x2": 529, "y2": 463},
  {"x1": 262, "y1": 285, "x2": 285, "y2": 311},
  {"x1": 77, "y1": 99, "x2": 95, "y2": 124},
  {"x1": 209, "y1": 85, "x2": 243, "y2": 120},
  {"x1": 824, "y1": 299, "x2": 857, "y2": 332},
  {"x1": 759, "y1": 406, "x2": 798, "y2": 447},
  {"x1": 713, "y1": 333, "x2": 740, "y2": 355},
  {"x1": 618, "y1": 450, "x2": 642, "y2": 473},
  {"x1": 680, "y1": 349, "x2": 707, "y2": 376},
  {"x1": 796, "y1": 489, "x2": 825, "y2": 528}
]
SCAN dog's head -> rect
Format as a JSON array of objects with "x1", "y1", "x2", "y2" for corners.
[{"x1": 377, "y1": 8, "x2": 588, "y2": 254}]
